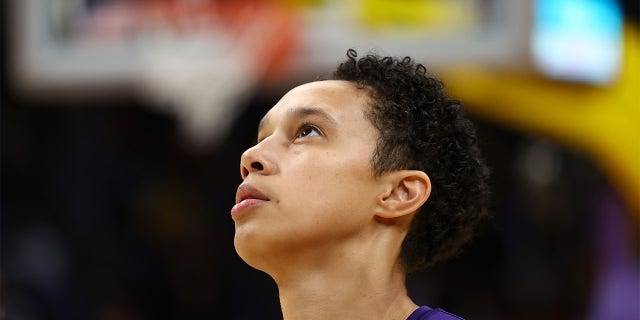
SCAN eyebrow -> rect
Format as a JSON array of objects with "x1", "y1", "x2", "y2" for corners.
[{"x1": 257, "y1": 106, "x2": 338, "y2": 135}]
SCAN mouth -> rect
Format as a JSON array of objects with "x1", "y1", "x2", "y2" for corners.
[
  {"x1": 231, "y1": 183, "x2": 270, "y2": 217},
  {"x1": 235, "y1": 183, "x2": 270, "y2": 204}
]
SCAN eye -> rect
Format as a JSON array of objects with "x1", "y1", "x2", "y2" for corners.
[{"x1": 295, "y1": 124, "x2": 322, "y2": 139}]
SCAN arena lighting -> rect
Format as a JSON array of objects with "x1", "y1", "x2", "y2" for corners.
[{"x1": 531, "y1": 0, "x2": 623, "y2": 85}]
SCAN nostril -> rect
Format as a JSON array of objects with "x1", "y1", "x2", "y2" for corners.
[
  {"x1": 251, "y1": 162, "x2": 264, "y2": 171},
  {"x1": 241, "y1": 166, "x2": 249, "y2": 178}
]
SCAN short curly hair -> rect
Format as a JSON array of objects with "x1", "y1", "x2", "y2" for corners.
[{"x1": 332, "y1": 49, "x2": 491, "y2": 273}]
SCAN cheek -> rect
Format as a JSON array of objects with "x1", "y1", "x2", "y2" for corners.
[
  {"x1": 286, "y1": 153, "x2": 359, "y2": 194},
  {"x1": 282, "y1": 154, "x2": 376, "y2": 222}
]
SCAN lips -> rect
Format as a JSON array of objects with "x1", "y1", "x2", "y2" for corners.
[
  {"x1": 235, "y1": 183, "x2": 270, "y2": 204},
  {"x1": 231, "y1": 183, "x2": 270, "y2": 217}
]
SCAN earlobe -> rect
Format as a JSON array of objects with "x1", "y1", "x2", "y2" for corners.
[{"x1": 376, "y1": 170, "x2": 431, "y2": 219}]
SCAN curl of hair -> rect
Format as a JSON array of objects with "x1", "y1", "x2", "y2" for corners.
[{"x1": 333, "y1": 49, "x2": 491, "y2": 272}]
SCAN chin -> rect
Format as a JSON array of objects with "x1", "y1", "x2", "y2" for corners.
[{"x1": 233, "y1": 228, "x2": 275, "y2": 271}]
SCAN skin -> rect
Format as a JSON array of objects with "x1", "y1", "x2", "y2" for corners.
[{"x1": 232, "y1": 80, "x2": 431, "y2": 320}]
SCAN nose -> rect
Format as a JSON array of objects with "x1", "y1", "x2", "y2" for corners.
[{"x1": 240, "y1": 142, "x2": 274, "y2": 179}]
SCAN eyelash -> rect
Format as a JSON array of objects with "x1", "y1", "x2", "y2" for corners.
[
  {"x1": 294, "y1": 123, "x2": 323, "y2": 140},
  {"x1": 255, "y1": 123, "x2": 323, "y2": 144}
]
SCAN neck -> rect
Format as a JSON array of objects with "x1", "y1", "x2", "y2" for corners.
[
  {"x1": 270, "y1": 233, "x2": 418, "y2": 320},
  {"x1": 277, "y1": 266, "x2": 416, "y2": 320}
]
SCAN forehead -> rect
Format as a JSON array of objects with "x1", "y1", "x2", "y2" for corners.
[{"x1": 259, "y1": 80, "x2": 372, "y2": 131}]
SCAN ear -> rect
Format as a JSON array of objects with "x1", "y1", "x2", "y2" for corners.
[{"x1": 375, "y1": 170, "x2": 431, "y2": 219}]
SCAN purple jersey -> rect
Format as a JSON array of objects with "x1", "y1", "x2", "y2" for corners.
[{"x1": 406, "y1": 306, "x2": 464, "y2": 320}]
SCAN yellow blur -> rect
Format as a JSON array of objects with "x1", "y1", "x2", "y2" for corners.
[
  {"x1": 360, "y1": 0, "x2": 478, "y2": 31},
  {"x1": 443, "y1": 24, "x2": 640, "y2": 214}
]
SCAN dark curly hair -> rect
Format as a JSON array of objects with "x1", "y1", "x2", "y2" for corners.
[{"x1": 332, "y1": 49, "x2": 491, "y2": 273}]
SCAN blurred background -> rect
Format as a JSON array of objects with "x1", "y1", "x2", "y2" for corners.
[{"x1": 1, "y1": 0, "x2": 639, "y2": 319}]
